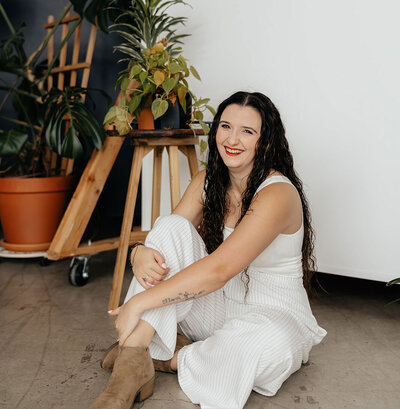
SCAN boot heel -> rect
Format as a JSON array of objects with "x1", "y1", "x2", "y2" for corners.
[{"x1": 137, "y1": 376, "x2": 155, "y2": 402}]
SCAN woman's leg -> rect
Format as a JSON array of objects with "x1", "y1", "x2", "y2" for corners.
[
  {"x1": 123, "y1": 214, "x2": 225, "y2": 360},
  {"x1": 92, "y1": 215, "x2": 225, "y2": 408}
]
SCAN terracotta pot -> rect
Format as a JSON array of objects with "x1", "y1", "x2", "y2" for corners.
[
  {"x1": 0, "y1": 175, "x2": 76, "y2": 252},
  {"x1": 137, "y1": 108, "x2": 155, "y2": 130}
]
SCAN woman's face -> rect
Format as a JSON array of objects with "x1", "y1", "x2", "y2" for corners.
[{"x1": 216, "y1": 104, "x2": 262, "y2": 175}]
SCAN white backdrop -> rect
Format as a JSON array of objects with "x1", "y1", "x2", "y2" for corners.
[{"x1": 142, "y1": 0, "x2": 400, "y2": 282}]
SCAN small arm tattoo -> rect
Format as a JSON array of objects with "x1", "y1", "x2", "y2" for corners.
[{"x1": 162, "y1": 290, "x2": 205, "y2": 305}]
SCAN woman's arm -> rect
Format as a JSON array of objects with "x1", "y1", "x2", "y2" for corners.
[
  {"x1": 113, "y1": 182, "x2": 301, "y2": 344},
  {"x1": 129, "y1": 170, "x2": 206, "y2": 289},
  {"x1": 172, "y1": 169, "x2": 205, "y2": 227}
]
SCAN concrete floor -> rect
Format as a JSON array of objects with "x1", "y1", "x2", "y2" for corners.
[{"x1": 1, "y1": 251, "x2": 399, "y2": 409}]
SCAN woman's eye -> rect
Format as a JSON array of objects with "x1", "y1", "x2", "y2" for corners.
[
  {"x1": 220, "y1": 123, "x2": 230, "y2": 129},
  {"x1": 243, "y1": 129, "x2": 253, "y2": 134}
]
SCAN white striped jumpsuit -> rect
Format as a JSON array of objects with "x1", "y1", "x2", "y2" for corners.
[{"x1": 124, "y1": 175, "x2": 327, "y2": 409}]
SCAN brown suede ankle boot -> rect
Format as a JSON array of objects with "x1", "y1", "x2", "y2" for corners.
[
  {"x1": 90, "y1": 346, "x2": 155, "y2": 409},
  {"x1": 100, "y1": 334, "x2": 192, "y2": 373},
  {"x1": 100, "y1": 341, "x2": 119, "y2": 372},
  {"x1": 153, "y1": 333, "x2": 192, "y2": 373}
]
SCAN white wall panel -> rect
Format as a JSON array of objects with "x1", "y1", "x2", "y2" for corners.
[{"x1": 142, "y1": 0, "x2": 400, "y2": 282}]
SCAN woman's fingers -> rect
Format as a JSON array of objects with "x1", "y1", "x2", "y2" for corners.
[
  {"x1": 108, "y1": 307, "x2": 121, "y2": 316},
  {"x1": 152, "y1": 250, "x2": 169, "y2": 273},
  {"x1": 138, "y1": 276, "x2": 152, "y2": 289}
]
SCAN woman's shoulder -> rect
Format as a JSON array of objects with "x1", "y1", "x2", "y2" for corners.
[
  {"x1": 255, "y1": 170, "x2": 291, "y2": 193},
  {"x1": 192, "y1": 169, "x2": 206, "y2": 191}
]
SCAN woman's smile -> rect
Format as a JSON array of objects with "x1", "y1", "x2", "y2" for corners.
[{"x1": 224, "y1": 146, "x2": 244, "y2": 156}]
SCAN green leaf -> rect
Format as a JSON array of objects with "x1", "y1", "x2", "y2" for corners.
[
  {"x1": 121, "y1": 77, "x2": 130, "y2": 92},
  {"x1": 151, "y1": 98, "x2": 169, "y2": 120},
  {"x1": 103, "y1": 106, "x2": 119, "y2": 125},
  {"x1": 177, "y1": 55, "x2": 188, "y2": 70},
  {"x1": 128, "y1": 94, "x2": 142, "y2": 115},
  {"x1": 118, "y1": 96, "x2": 128, "y2": 109},
  {"x1": 199, "y1": 119, "x2": 210, "y2": 134},
  {"x1": 206, "y1": 104, "x2": 216, "y2": 116},
  {"x1": 193, "y1": 110, "x2": 204, "y2": 121},
  {"x1": 154, "y1": 71, "x2": 165, "y2": 88},
  {"x1": 129, "y1": 64, "x2": 142, "y2": 78},
  {"x1": 177, "y1": 85, "x2": 187, "y2": 113},
  {"x1": 60, "y1": 126, "x2": 84, "y2": 158},
  {"x1": 115, "y1": 119, "x2": 131, "y2": 136},
  {"x1": 199, "y1": 139, "x2": 208, "y2": 155},
  {"x1": 387, "y1": 277, "x2": 400, "y2": 286},
  {"x1": 143, "y1": 82, "x2": 156, "y2": 94},
  {"x1": 190, "y1": 65, "x2": 201, "y2": 80},
  {"x1": 115, "y1": 105, "x2": 128, "y2": 121},
  {"x1": 139, "y1": 71, "x2": 148, "y2": 83},
  {"x1": 0, "y1": 129, "x2": 29, "y2": 156},
  {"x1": 193, "y1": 97, "x2": 210, "y2": 107},
  {"x1": 169, "y1": 62, "x2": 181, "y2": 74},
  {"x1": 162, "y1": 77, "x2": 177, "y2": 95}
]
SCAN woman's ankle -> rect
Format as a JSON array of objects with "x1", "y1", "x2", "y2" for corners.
[
  {"x1": 123, "y1": 319, "x2": 155, "y2": 348},
  {"x1": 170, "y1": 351, "x2": 178, "y2": 371}
]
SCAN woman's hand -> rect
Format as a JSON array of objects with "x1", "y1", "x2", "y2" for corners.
[
  {"x1": 131, "y1": 245, "x2": 170, "y2": 289},
  {"x1": 108, "y1": 300, "x2": 141, "y2": 346}
]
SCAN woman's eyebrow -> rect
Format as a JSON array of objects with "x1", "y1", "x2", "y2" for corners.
[{"x1": 243, "y1": 126, "x2": 258, "y2": 133}]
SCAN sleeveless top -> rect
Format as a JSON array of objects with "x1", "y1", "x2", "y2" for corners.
[
  {"x1": 224, "y1": 175, "x2": 304, "y2": 278},
  {"x1": 220, "y1": 175, "x2": 326, "y2": 342}
]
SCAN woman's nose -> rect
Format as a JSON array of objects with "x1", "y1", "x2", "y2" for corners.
[{"x1": 227, "y1": 128, "x2": 240, "y2": 145}]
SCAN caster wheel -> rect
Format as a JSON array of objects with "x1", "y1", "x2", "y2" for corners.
[
  {"x1": 39, "y1": 257, "x2": 52, "y2": 266},
  {"x1": 69, "y1": 257, "x2": 89, "y2": 286}
]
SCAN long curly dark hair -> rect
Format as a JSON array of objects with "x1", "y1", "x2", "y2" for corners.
[{"x1": 199, "y1": 91, "x2": 316, "y2": 297}]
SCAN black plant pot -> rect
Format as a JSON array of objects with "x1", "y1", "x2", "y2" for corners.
[{"x1": 155, "y1": 94, "x2": 192, "y2": 129}]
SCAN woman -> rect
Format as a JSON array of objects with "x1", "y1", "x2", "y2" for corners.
[{"x1": 90, "y1": 91, "x2": 327, "y2": 409}]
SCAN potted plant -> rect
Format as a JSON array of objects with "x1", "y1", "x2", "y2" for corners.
[
  {"x1": 103, "y1": 0, "x2": 215, "y2": 133},
  {"x1": 0, "y1": 3, "x2": 110, "y2": 251}
]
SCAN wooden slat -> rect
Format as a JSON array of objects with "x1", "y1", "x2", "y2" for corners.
[
  {"x1": 47, "y1": 136, "x2": 125, "y2": 260},
  {"x1": 69, "y1": 23, "x2": 81, "y2": 86},
  {"x1": 50, "y1": 152, "x2": 58, "y2": 172},
  {"x1": 108, "y1": 145, "x2": 148, "y2": 310},
  {"x1": 106, "y1": 128, "x2": 205, "y2": 138},
  {"x1": 167, "y1": 145, "x2": 180, "y2": 210},
  {"x1": 132, "y1": 136, "x2": 197, "y2": 147},
  {"x1": 43, "y1": 14, "x2": 80, "y2": 29},
  {"x1": 184, "y1": 145, "x2": 199, "y2": 178},
  {"x1": 81, "y1": 25, "x2": 97, "y2": 91},
  {"x1": 58, "y1": 231, "x2": 149, "y2": 258},
  {"x1": 57, "y1": 11, "x2": 69, "y2": 91},
  {"x1": 151, "y1": 146, "x2": 163, "y2": 226},
  {"x1": 47, "y1": 15, "x2": 54, "y2": 90},
  {"x1": 50, "y1": 62, "x2": 90, "y2": 74}
]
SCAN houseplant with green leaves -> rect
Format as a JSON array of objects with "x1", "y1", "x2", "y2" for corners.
[
  {"x1": 103, "y1": 0, "x2": 215, "y2": 135},
  {"x1": 0, "y1": 2, "x2": 114, "y2": 251},
  {"x1": 103, "y1": 38, "x2": 215, "y2": 134}
]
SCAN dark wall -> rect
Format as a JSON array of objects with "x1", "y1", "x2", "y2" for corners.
[{"x1": 0, "y1": 0, "x2": 141, "y2": 230}]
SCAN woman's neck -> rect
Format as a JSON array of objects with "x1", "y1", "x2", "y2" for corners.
[{"x1": 228, "y1": 170, "x2": 249, "y2": 196}]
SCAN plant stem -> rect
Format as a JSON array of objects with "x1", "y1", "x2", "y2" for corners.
[
  {"x1": 0, "y1": 85, "x2": 41, "y2": 101},
  {"x1": 0, "y1": 115, "x2": 42, "y2": 131},
  {"x1": 0, "y1": 3, "x2": 16, "y2": 34},
  {"x1": 13, "y1": 92, "x2": 37, "y2": 141},
  {"x1": 0, "y1": 78, "x2": 18, "y2": 111}
]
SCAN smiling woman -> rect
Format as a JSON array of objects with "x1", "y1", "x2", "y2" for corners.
[
  {"x1": 90, "y1": 91, "x2": 326, "y2": 409},
  {"x1": 216, "y1": 104, "x2": 262, "y2": 175}
]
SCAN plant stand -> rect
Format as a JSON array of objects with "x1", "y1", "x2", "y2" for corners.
[{"x1": 47, "y1": 128, "x2": 204, "y2": 309}]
